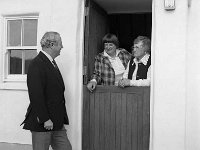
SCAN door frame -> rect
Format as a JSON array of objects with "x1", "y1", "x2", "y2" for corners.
[{"x1": 82, "y1": 0, "x2": 154, "y2": 150}]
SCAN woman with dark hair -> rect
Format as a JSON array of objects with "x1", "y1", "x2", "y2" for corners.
[{"x1": 87, "y1": 33, "x2": 131, "y2": 92}]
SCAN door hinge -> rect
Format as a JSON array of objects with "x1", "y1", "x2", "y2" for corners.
[
  {"x1": 83, "y1": 66, "x2": 88, "y2": 84},
  {"x1": 85, "y1": 7, "x2": 89, "y2": 16}
]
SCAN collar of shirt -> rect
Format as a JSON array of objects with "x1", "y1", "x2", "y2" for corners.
[
  {"x1": 41, "y1": 50, "x2": 54, "y2": 63},
  {"x1": 133, "y1": 54, "x2": 150, "y2": 65},
  {"x1": 103, "y1": 49, "x2": 125, "y2": 76},
  {"x1": 103, "y1": 49, "x2": 120, "y2": 59}
]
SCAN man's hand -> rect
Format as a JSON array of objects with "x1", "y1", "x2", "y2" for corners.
[
  {"x1": 44, "y1": 119, "x2": 53, "y2": 130},
  {"x1": 87, "y1": 81, "x2": 97, "y2": 92}
]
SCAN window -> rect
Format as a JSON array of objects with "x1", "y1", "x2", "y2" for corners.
[{"x1": 3, "y1": 16, "x2": 38, "y2": 82}]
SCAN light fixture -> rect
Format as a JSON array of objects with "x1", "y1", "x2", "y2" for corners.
[
  {"x1": 164, "y1": 0, "x2": 176, "y2": 11},
  {"x1": 188, "y1": 0, "x2": 192, "y2": 7}
]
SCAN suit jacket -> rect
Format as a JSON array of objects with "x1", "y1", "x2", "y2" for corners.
[{"x1": 21, "y1": 51, "x2": 69, "y2": 132}]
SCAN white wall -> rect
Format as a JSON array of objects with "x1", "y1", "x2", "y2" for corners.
[
  {"x1": 0, "y1": 0, "x2": 84, "y2": 150},
  {"x1": 2, "y1": 0, "x2": 200, "y2": 150},
  {"x1": 186, "y1": 0, "x2": 200, "y2": 150},
  {"x1": 0, "y1": 90, "x2": 31, "y2": 143},
  {"x1": 152, "y1": 0, "x2": 188, "y2": 150}
]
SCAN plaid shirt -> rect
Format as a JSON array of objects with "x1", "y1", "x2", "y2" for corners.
[{"x1": 91, "y1": 49, "x2": 131, "y2": 85}]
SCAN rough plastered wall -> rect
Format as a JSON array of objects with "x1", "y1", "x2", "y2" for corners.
[{"x1": 0, "y1": 0, "x2": 84, "y2": 150}]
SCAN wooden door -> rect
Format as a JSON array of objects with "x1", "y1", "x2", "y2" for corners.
[
  {"x1": 82, "y1": 86, "x2": 150, "y2": 150},
  {"x1": 83, "y1": 0, "x2": 109, "y2": 84}
]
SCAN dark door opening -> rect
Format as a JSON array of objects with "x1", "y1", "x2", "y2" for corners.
[{"x1": 109, "y1": 13, "x2": 152, "y2": 52}]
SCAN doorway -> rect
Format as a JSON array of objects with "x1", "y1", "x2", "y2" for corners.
[
  {"x1": 83, "y1": 0, "x2": 152, "y2": 83},
  {"x1": 83, "y1": 0, "x2": 152, "y2": 150}
]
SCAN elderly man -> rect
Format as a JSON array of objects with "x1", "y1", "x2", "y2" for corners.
[
  {"x1": 87, "y1": 33, "x2": 131, "y2": 92},
  {"x1": 118, "y1": 36, "x2": 151, "y2": 87},
  {"x1": 21, "y1": 31, "x2": 72, "y2": 150}
]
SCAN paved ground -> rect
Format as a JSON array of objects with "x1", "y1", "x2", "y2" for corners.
[
  {"x1": 0, "y1": 142, "x2": 55, "y2": 150},
  {"x1": 0, "y1": 142, "x2": 32, "y2": 150}
]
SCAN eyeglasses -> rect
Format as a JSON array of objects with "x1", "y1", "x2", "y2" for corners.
[{"x1": 131, "y1": 45, "x2": 143, "y2": 50}]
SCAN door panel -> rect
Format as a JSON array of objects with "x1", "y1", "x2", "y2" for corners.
[
  {"x1": 82, "y1": 86, "x2": 150, "y2": 150},
  {"x1": 84, "y1": 0, "x2": 109, "y2": 84}
]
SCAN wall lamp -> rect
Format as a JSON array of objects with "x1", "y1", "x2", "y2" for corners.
[
  {"x1": 164, "y1": 0, "x2": 176, "y2": 11},
  {"x1": 188, "y1": 0, "x2": 192, "y2": 7}
]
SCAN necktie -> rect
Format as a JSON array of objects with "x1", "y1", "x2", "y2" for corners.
[
  {"x1": 52, "y1": 59, "x2": 64, "y2": 86},
  {"x1": 52, "y1": 60, "x2": 59, "y2": 69}
]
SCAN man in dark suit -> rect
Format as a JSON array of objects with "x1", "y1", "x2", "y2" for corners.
[{"x1": 21, "y1": 31, "x2": 72, "y2": 150}]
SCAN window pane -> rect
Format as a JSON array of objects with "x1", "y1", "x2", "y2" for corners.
[
  {"x1": 7, "y1": 20, "x2": 22, "y2": 46},
  {"x1": 23, "y1": 19, "x2": 38, "y2": 46},
  {"x1": 25, "y1": 50, "x2": 37, "y2": 74},
  {"x1": 9, "y1": 50, "x2": 22, "y2": 74}
]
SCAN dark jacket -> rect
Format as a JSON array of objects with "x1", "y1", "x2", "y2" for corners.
[{"x1": 21, "y1": 51, "x2": 69, "y2": 132}]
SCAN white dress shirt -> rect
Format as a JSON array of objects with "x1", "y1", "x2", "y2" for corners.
[
  {"x1": 103, "y1": 49, "x2": 125, "y2": 75},
  {"x1": 41, "y1": 50, "x2": 55, "y2": 67}
]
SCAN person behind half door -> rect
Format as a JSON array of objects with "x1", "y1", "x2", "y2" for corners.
[
  {"x1": 118, "y1": 36, "x2": 151, "y2": 87},
  {"x1": 87, "y1": 33, "x2": 131, "y2": 92}
]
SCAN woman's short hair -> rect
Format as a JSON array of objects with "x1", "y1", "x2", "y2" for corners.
[
  {"x1": 134, "y1": 36, "x2": 151, "y2": 54},
  {"x1": 40, "y1": 31, "x2": 60, "y2": 49},
  {"x1": 134, "y1": 36, "x2": 151, "y2": 53},
  {"x1": 102, "y1": 33, "x2": 119, "y2": 48}
]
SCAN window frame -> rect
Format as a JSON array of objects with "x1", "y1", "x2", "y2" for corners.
[{"x1": 2, "y1": 15, "x2": 39, "y2": 82}]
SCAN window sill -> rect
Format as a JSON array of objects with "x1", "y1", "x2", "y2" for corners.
[
  {"x1": 0, "y1": 74, "x2": 28, "y2": 90},
  {"x1": 3, "y1": 74, "x2": 27, "y2": 82},
  {"x1": 0, "y1": 81, "x2": 28, "y2": 90}
]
